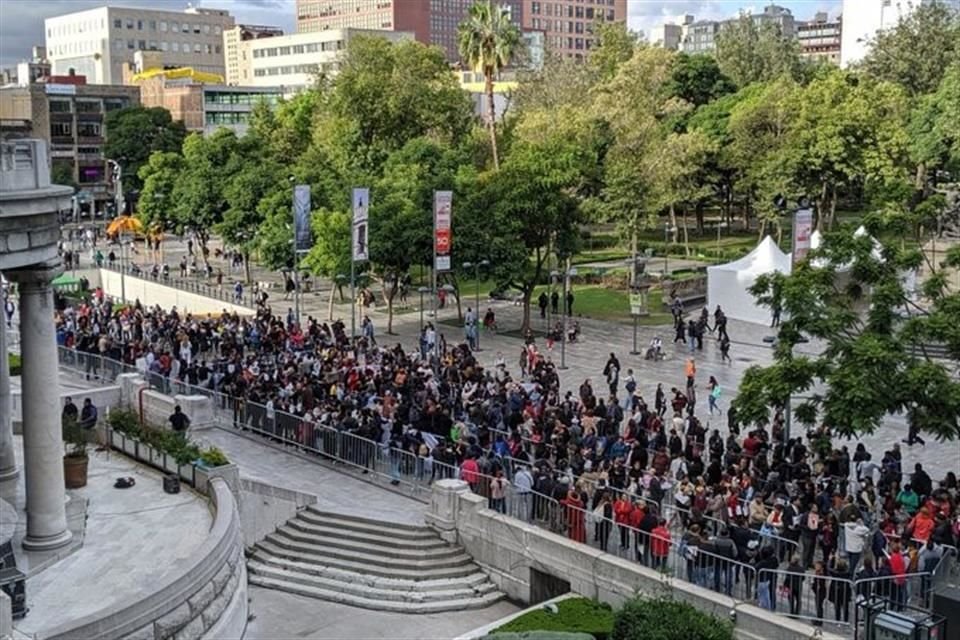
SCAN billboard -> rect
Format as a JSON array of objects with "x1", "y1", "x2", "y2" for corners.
[
  {"x1": 792, "y1": 208, "x2": 814, "y2": 265},
  {"x1": 434, "y1": 190, "x2": 452, "y2": 272},
  {"x1": 293, "y1": 184, "x2": 312, "y2": 253},
  {"x1": 352, "y1": 187, "x2": 369, "y2": 263}
]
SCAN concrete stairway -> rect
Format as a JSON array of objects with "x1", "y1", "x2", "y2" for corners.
[{"x1": 247, "y1": 507, "x2": 504, "y2": 613}]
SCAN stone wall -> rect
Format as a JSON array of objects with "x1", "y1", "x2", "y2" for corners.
[
  {"x1": 96, "y1": 269, "x2": 251, "y2": 316},
  {"x1": 39, "y1": 478, "x2": 247, "y2": 640},
  {"x1": 11, "y1": 384, "x2": 121, "y2": 433},
  {"x1": 118, "y1": 373, "x2": 215, "y2": 431},
  {"x1": 238, "y1": 478, "x2": 318, "y2": 547},
  {"x1": 427, "y1": 480, "x2": 845, "y2": 640}
]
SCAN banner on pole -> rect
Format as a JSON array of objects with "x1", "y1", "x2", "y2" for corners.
[
  {"x1": 434, "y1": 190, "x2": 452, "y2": 272},
  {"x1": 293, "y1": 184, "x2": 312, "y2": 253},
  {"x1": 352, "y1": 187, "x2": 369, "y2": 262},
  {"x1": 792, "y1": 208, "x2": 814, "y2": 265}
]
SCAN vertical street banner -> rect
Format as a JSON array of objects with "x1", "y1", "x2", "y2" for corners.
[
  {"x1": 792, "y1": 208, "x2": 814, "y2": 265},
  {"x1": 352, "y1": 187, "x2": 369, "y2": 263},
  {"x1": 434, "y1": 190, "x2": 452, "y2": 272},
  {"x1": 293, "y1": 184, "x2": 312, "y2": 253}
]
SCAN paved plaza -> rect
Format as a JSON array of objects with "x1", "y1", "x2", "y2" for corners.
[{"x1": 8, "y1": 438, "x2": 212, "y2": 637}]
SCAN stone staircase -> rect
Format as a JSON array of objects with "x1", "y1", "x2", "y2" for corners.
[{"x1": 247, "y1": 507, "x2": 504, "y2": 613}]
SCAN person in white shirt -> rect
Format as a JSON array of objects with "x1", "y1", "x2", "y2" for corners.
[{"x1": 843, "y1": 518, "x2": 871, "y2": 576}]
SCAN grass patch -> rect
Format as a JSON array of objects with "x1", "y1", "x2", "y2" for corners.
[
  {"x1": 8, "y1": 353, "x2": 22, "y2": 376},
  {"x1": 494, "y1": 597, "x2": 615, "y2": 640}
]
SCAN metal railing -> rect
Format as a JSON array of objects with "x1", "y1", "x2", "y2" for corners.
[{"x1": 98, "y1": 262, "x2": 257, "y2": 308}]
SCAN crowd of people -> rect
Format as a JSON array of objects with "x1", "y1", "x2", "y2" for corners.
[{"x1": 51, "y1": 287, "x2": 959, "y2": 623}]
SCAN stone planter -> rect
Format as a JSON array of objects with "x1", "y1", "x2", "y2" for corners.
[
  {"x1": 63, "y1": 454, "x2": 89, "y2": 489},
  {"x1": 122, "y1": 436, "x2": 139, "y2": 458},
  {"x1": 162, "y1": 454, "x2": 179, "y2": 475}
]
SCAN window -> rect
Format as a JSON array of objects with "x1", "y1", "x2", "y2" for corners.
[
  {"x1": 266, "y1": 47, "x2": 278, "y2": 56},
  {"x1": 172, "y1": 42, "x2": 179, "y2": 52},
  {"x1": 293, "y1": 44, "x2": 305, "y2": 54},
  {"x1": 126, "y1": 19, "x2": 134, "y2": 29},
  {"x1": 305, "y1": 43, "x2": 318, "y2": 52},
  {"x1": 160, "y1": 21, "x2": 167, "y2": 32},
  {"x1": 127, "y1": 39, "x2": 135, "y2": 50},
  {"x1": 279, "y1": 46, "x2": 291, "y2": 55},
  {"x1": 215, "y1": 44, "x2": 221, "y2": 54},
  {"x1": 532, "y1": 1, "x2": 541, "y2": 13},
  {"x1": 172, "y1": 21, "x2": 179, "y2": 33},
  {"x1": 137, "y1": 20, "x2": 143, "y2": 30},
  {"x1": 77, "y1": 122, "x2": 101, "y2": 138},
  {"x1": 78, "y1": 165, "x2": 105, "y2": 184},
  {"x1": 49, "y1": 100, "x2": 72, "y2": 113},
  {"x1": 113, "y1": 19, "x2": 122, "y2": 28},
  {"x1": 193, "y1": 23, "x2": 201, "y2": 34},
  {"x1": 77, "y1": 146, "x2": 100, "y2": 155},
  {"x1": 75, "y1": 100, "x2": 100, "y2": 113},
  {"x1": 138, "y1": 40, "x2": 146, "y2": 49},
  {"x1": 194, "y1": 43, "x2": 202, "y2": 53},
  {"x1": 205, "y1": 44, "x2": 212, "y2": 54},
  {"x1": 50, "y1": 121, "x2": 73, "y2": 137},
  {"x1": 114, "y1": 38, "x2": 123, "y2": 51},
  {"x1": 203, "y1": 24, "x2": 210, "y2": 34},
  {"x1": 214, "y1": 26, "x2": 221, "y2": 36}
]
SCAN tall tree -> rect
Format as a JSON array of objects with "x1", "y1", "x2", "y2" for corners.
[
  {"x1": 714, "y1": 13, "x2": 803, "y2": 88},
  {"x1": 668, "y1": 53, "x2": 736, "y2": 108},
  {"x1": 104, "y1": 106, "x2": 187, "y2": 192},
  {"x1": 457, "y1": 0, "x2": 522, "y2": 170},
  {"x1": 589, "y1": 21, "x2": 638, "y2": 81},
  {"x1": 860, "y1": 1, "x2": 960, "y2": 97},
  {"x1": 137, "y1": 151, "x2": 184, "y2": 230}
]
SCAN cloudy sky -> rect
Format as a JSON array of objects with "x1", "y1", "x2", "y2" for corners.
[{"x1": 0, "y1": 0, "x2": 842, "y2": 68}]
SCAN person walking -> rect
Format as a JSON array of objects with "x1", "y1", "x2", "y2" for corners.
[
  {"x1": 707, "y1": 376, "x2": 722, "y2": 416},
  {"x1": 538, "y1": 292, "x2": 548, "y2": 319},
  {"x1": 650, "y1": 518, "x2": 671, "y2": 570},
  {"x1": 720, "y1": 335, "x2": 731, "y2": 363}
]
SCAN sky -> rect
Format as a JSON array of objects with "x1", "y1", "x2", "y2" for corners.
[{"x1": 0, "y1": 0, "x2": 843, "y2": 69}]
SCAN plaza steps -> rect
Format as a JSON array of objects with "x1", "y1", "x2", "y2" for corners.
[{"x1": 247, "y1": 507, "x2": 504, "y2": 613}]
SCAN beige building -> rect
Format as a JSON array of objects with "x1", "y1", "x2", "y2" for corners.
[
  {"x1": 798, "y1": 12, "x2": 841, "y2": 65},
  {"x1": 231, "y1": 28, "x2": 413, "y2": 92},
  {"x1": 44, "y1": 5, "x2": 235, "y2": 85},
  {"x1": 223, "y1": 25, "x2": 284, "y2": 87}
]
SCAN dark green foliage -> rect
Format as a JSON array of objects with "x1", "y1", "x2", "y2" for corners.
[
  {"x1": 611, "y1": 597, "x2": 734, "y2": 640},
  {"x1": 494, "y1": 598, "x2": 614, "y2": 640}
]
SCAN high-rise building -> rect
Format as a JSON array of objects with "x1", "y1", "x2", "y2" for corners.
[
  {"x1": 798, "y1": 12, "x2": 841, "y2": 64},
  {"x1": 677, "y1": 4, "x2": 796, "y2": 55},
  {"x1": 294, "y1": 0, "x2": 523, "y2": 62},
  {"x1": 223, "y1": 25, "x2": 284, "y2": 87},
  {"x1": 523, "y1": 0, "x2": 627, "y2": 60},
  {"x1": 840, "y1": 0, "x2": 959, "y2": 67},
  {"x1": 233, "y1": 28, "x2": 413, "y2": 92},
  {"x1": 648, "y1": 20, "x2": 687, "y2": 51},
  {"x1": 44, "y1": 6, "x2": 235, "y2": 85}
]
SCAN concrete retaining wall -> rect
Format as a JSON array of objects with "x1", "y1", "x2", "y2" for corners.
[
  {"x1": 239, "y1": 478, "x2": 318, "y2": 547},
  {"x1": 96, "y1": 269, "x2": 250, "y2": 316},
  {"x1": 118, "y1": 374, "x2": 215, "y2": 431},
  {"x1": 427, "y1": 480, "x2": 844, "y2": 640},
  {"x1": 11, "y1": 384, "x2": 121, "y2": 433},
  {"x1": 39, "y1": 478, "x2": 247, "y2": 640}
]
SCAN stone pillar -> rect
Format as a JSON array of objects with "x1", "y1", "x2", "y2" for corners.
[
  {"x1": 9, "y1": 264, "x2": 72, "y2": 551},
  {"x1": 0, "y1": 307, "x2": 17, "y2": 482},
  {"x1": 425, "y1": 479, "x2": 470, "y2": 543}
]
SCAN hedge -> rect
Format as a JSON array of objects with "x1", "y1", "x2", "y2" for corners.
[
  {"x1": 493, "y1": 598, "x2": 614, "y2": 640},
  {"x1": 8, "y1": 353, "x2": 21, "y2": 376},
  {"x1": 612, "y1": 597, "x2": 734, "y2": 640},
  {"x1": 107, "y1": 407, "x2": 229, "y2": 467}
]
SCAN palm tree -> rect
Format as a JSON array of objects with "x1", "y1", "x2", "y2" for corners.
[{"x1": 458, "y1": 1, "x2": 521, "y2": 170}]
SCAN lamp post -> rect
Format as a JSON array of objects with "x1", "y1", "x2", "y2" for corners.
[
  {"x1": 462, "y1": 259, "x2": 489, "y2": 351},
  {"x1": 417, "y1": 286, "x2": 430, "y2": 330},
  {"x1": 716, "y1": 221, "x2": 728, "y2": 263},
  {"x1": 557, "y1": 259, "x2": 575, "y2": 370},
  {"x1": 663, "y1": 223, "x2": 677, "y2": 275}
]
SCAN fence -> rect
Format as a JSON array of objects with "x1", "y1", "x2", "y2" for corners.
[
  {"x1": 53, "y1": 346, "x2": 951, "y2": 635},
  {"x1": 98, "y1": 263, "x2": 257, "y2": 308}
]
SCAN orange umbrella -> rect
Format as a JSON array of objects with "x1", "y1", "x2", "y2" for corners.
[{"x1": 106, "y1": 215, "x2": 144, "y2": 236}]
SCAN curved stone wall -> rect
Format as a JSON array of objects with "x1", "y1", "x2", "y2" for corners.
[{"x1": 39, "y1": 478, "x2": 247, "y2": 640}]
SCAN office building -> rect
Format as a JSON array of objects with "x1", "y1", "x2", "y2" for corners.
[
  {"x1": 798, "y1": 12, "x2": 842, "y2": 64},
  {"x1": 0, "y1": 77, "x2": 139, "y2": 211},
  {"x1": 233, "y1": 28, "x2": 413, "y2": 92},
  {"x1": 523, "y1": 0, "x2": 627, "y2": 60},
  {"x1": 44, "y1": 5, "x2": 235, "y2": 85},
  {"x1": 648, "y1": 21, "x2": 686, "y2": 50},
  {"x1": 223, "y1": 24, "x2": 284, "y2": 86},
  {"x1": 294, "y1": 0, "x2": 523, "y2": 61},
  {"x1": 840, "y1": 0, "x2": 959, "y2": 67}
]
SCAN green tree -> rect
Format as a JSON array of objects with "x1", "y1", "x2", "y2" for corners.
[
  {"x1": 733, "y1": 209, "x2": 960, "y2": 441},
  {"x1": 715, "y1": 13, "x2": 804, "y2": 88},
  {"x1": 589, "y1": 21, "x2": 638, "y2": 81},
  {"x1": 457, "y1": 0, "x2": 522, "y2": 170},
  {"x1": 137, "y1": 151, "x2": 185, "y2": 230},
  {"x1": 668, "y1": 53, "x2": 736, "y2": 108},
  {"x1": 104, "y1": 106, "x2": 187, "y2": 192},
  {"x1": 909, "y1": 63, "x2": 960, "y2": 186},
  {"x1": 302, "y1": 208, "x2": 352, "y2": 319},
  {"x1": 860, "y1": 1, "x2": 960, "y2": 96},
  {"x1": 612, "y1": 597, "x2": 733, "y2": 640}
]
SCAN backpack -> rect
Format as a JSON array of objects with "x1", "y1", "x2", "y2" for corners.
[{"x1": 626, "y1": 378, "x2": 637, "y2": 394}]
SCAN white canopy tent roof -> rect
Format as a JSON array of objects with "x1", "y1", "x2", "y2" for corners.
[{"x1": 707, "y1": 236, "x2": 792, "y2": 325}]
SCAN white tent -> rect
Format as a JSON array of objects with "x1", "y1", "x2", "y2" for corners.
[{"x1": 707, "y1": 236, "x2": 792, "y2": 325}]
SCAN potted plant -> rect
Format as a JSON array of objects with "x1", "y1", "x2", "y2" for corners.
[{"x1": 62, "y1": 417, "x2": 89, "y2": 489}]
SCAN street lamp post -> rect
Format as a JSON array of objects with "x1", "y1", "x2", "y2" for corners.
[
  {"x1": 560, "y1": 258, "x2": 573, "y2": 370},
  {"x1": 462, "y1": 259, "x2": 489, "y2": 351},
  {"x1": 417, "y1": 286, "x2": 430, "y2": 331}
]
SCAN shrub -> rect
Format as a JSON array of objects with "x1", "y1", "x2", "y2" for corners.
[
  {"x1": 108, "y1": 408, "x2": 142, "y2": 438},
  {"x1": 8, "y1": 353, "x2": 22, "y2": 376},
  {"x1": 495, "y1": 598, "x2": 614, "y2": 640},
  {"x1": 611, "y1": 597, "x2": 733, "y2": 640},
  {"x1": 199, "y1": 446, "x2": 230, "y2": 467}
]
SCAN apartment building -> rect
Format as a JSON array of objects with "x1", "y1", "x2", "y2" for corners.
[
  {"x1": 840, "y1": 0, "x2": 959, "y2": 67},
  {"x1": 294, "y1": 0, "x2": 523, "y2": 61},
  {"x1": 0, "y1": 78, "x2": 139, "y2": 211},
  {"x1": 798, "y1": 12, "x2": 841, "y2": 64},
  {"x1": 223, "y1": 24, "x2": 284, "y2": 86},
  {"x1": 524, "y1": 0, "x2": 627, "y2": 60},
  {"x1": 44, "y1": 5, "x2": 235, "y2": 85},
  {"x1": 232, "y1": 28, "x2": 413, "y2": 92}
]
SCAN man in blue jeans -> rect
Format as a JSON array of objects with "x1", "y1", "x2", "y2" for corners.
[{"x1": 842, "y1": 518, "x2": 871, "y2": 577}]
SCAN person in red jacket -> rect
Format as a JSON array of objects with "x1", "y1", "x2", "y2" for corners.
[
  {"x1": 614, "y1": 493, "x2": 633, "y2": 550},
  {"x1": 650, "y1": 518, "x2": 671, "y2": 569},
  {"x1": 460, "y1": 457, "x2": 479, "y2": 492},
  {"x1": 561, "y1": 489, "x2": 586, "y2": 543}
]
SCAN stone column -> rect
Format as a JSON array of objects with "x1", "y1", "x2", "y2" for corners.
[
  {"x1": 0, "y1": 303, "x2": 17, "y2": 483},
  {"x1": 9, "y1": 264, "x2": 72, "y2": 551}
]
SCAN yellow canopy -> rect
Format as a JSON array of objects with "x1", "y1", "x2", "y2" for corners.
[{"x1": 107, "y1": 216, "x2": 144, "y2": 236}]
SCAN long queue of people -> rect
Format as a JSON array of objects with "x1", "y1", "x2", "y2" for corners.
[{"x1": 52, "y1": 293, "x2": 959, "y2": 625}]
